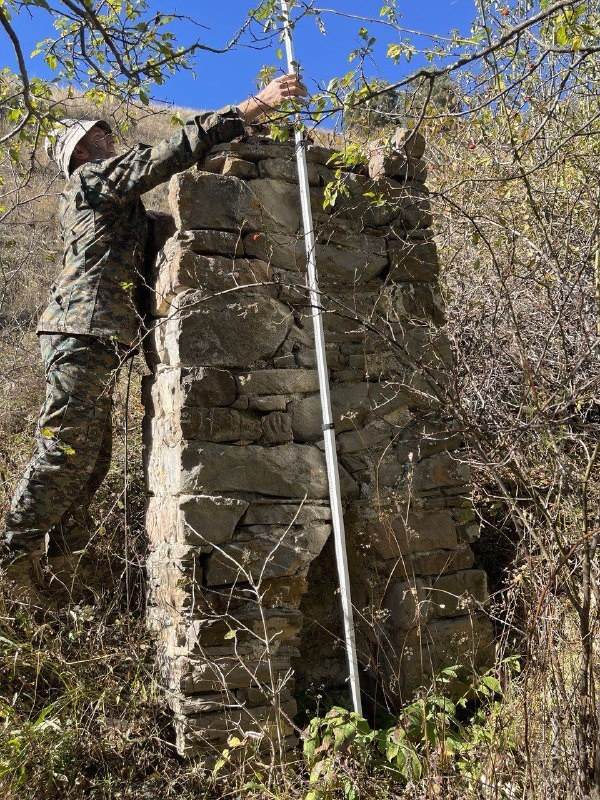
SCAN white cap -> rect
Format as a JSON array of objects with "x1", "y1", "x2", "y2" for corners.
[{"x1": 45, "y1": 118, "x2": 112, "y2": 178}]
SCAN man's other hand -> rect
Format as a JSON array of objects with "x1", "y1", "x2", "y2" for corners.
[{"x1": 238, "y1": 74, "x2": 308, "y2": 123}]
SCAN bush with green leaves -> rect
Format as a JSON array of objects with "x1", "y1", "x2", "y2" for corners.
[{"x1": 302, "y1": 658, "x2": 521, "y2": 800}]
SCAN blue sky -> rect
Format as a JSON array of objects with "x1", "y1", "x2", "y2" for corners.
[{"x1": 7, "y1": 1, "x2": 477, "y2": 110}]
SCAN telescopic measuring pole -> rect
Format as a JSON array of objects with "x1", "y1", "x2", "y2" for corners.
[{"x1": 278, "y1": 0, "x2": 362, "y2": 717}]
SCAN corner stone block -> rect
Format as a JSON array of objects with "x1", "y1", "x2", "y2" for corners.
[
  {"x1": 208, "y1": 139, "x2": 335, "y2": 166},
  {"x1": 173, "y1": 698, "x2": 298, "y2": 733},
  {"x1": 176, "y1": 441, "x2": 358, "y2": 499},
  {"x1": 146, "y1": 495, "x2": 178, "y2": 547},
  {"x1": 179, "y1": 657, "x2": 297, "y2": 695},
  {"x1": 388, "y1": 239, "x2": 439, "y2": 282},
  {"x1": 368, "y1": 151, "x2": 428, "y2": 183},
  {"x1": 146, "y1": 544, "x2": 208, "y2": 618},
  {"x1": 382, "y1": 282, "x2": 445, "y2": 325},
  {"x1": 329, "y1": 173, "x2": 432, "y2": 230},
  {"x1": 143, "y1": 367, "x2": 237, "y2": 416},
  {"x1": 392, "y1": 545, "x2": 475, "y2": 579},
  {"x1": 179, "y1": 495, "x2": 249, "y2": 547},
  {"x1": 369, "y1": 510, "x2": 458, "y2": 558},
  {"x1": 179, "y1": 406, "x2": 263, "y2": 443},
  {"x1": 170, "y1": 171, "x2": 263, "y2": 232},
  {"x1": 390, "y1": 128, "x2": 427, "y2": 160},
  {"x1": 427, "y1": 614, "x2": 494, "y2": 672},
  {"x1": 146, "y1": 492, "x2": 247, "y2": 548},
  {"x1": 208, "y1": 141, "x2": 296, "y2": 162},
  {"x1": 336, "y1": 418, "x2": 397, "y2": 455},
  {"x1": 150, "y1": 292, "x2": 293, "y2": 368},
  {"x1": 409, "y1": 452, "x2": 471, "y2": 494},
  {"x1": 152, "y1": 247, "x2": 274, "y2": 316},
  {"x1": 179, "y1": 367, "x2": 238, "y2": 408},
  {"x1": 177, "y1": 229, "x2": 244, "y2": 257},
  {"x1": 173, "y1": 702, "x2": 297, "y2": 755},
  {"x1": 205, "y1": 523, "x2": 332, "y2": 586},
  {"x1": 189, "y1": 608, "x2": 304, "y2": 652},
  {"x1": 383, "y1": 416, "x2": 463, "y2": 462}
]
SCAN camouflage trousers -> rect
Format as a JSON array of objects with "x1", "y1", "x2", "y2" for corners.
[{"x1": 4, "y1": 334, "x2": 126, "y2": 556}]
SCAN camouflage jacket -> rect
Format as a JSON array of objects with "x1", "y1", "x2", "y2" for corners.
[{"x1": 37, "y1": 106, "x2": 245, "y2": 348}]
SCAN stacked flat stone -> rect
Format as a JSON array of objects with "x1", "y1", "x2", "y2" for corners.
[{"x1": 143, "y1": 130, "x2": 493, "y2": 759}]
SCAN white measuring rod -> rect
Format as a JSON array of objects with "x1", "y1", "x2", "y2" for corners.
[{"x1": 278, "y1": 0, "x2": 363, "y2": 717}]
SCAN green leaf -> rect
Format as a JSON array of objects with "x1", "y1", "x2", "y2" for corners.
[
  {"x1": 223, "y1": 629, "x2": 237, "y2": 640},
  {"x1": 440, "y1": 665, "x2": 460, "y2": 678},
  {"x1": 444, "y1": 730, "x2": 466, "y2": 754},
  {"x1": 555, "y1": 25, "x2": 568, "y2": 46},
  {"x1": 386, "y1": 741, "x2": 399, "y2": 760},
  {"x1": 429, "y1": 694, "x2": 456, "y2": 714},
  {"x1": 211, "y1": 754, "x2": 228, "y2": 776},
  {"x1": 571, "y1": 34, "x2": 583, "y2": 50},
  {"x1": 481, "y1": 675, "x2": 502, "y2": 694},
  {"x1": 387, "y1": 43, "x2": 402, "y2": 62}
]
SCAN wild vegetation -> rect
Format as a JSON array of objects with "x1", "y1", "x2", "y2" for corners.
[{"x1": 1, "y1": 0, "x2": 599, "y2": 798}]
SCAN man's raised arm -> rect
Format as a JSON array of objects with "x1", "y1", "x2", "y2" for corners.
[{"x1": 85, "y1": 74, "x2": 307, "y2": 201}]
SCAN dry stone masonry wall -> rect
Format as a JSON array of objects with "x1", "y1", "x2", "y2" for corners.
[{"x1": 143, "y1": 129, "x2": 494, "y2": 759}]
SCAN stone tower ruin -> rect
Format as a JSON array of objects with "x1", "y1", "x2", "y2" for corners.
[{"x1": 143, "y1": 129, "x2": 493, "y2": 758}]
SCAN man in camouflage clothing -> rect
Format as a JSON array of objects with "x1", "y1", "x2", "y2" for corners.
[{"x1": 1, "y1": 74, "x2": 306, "y2": 576}]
